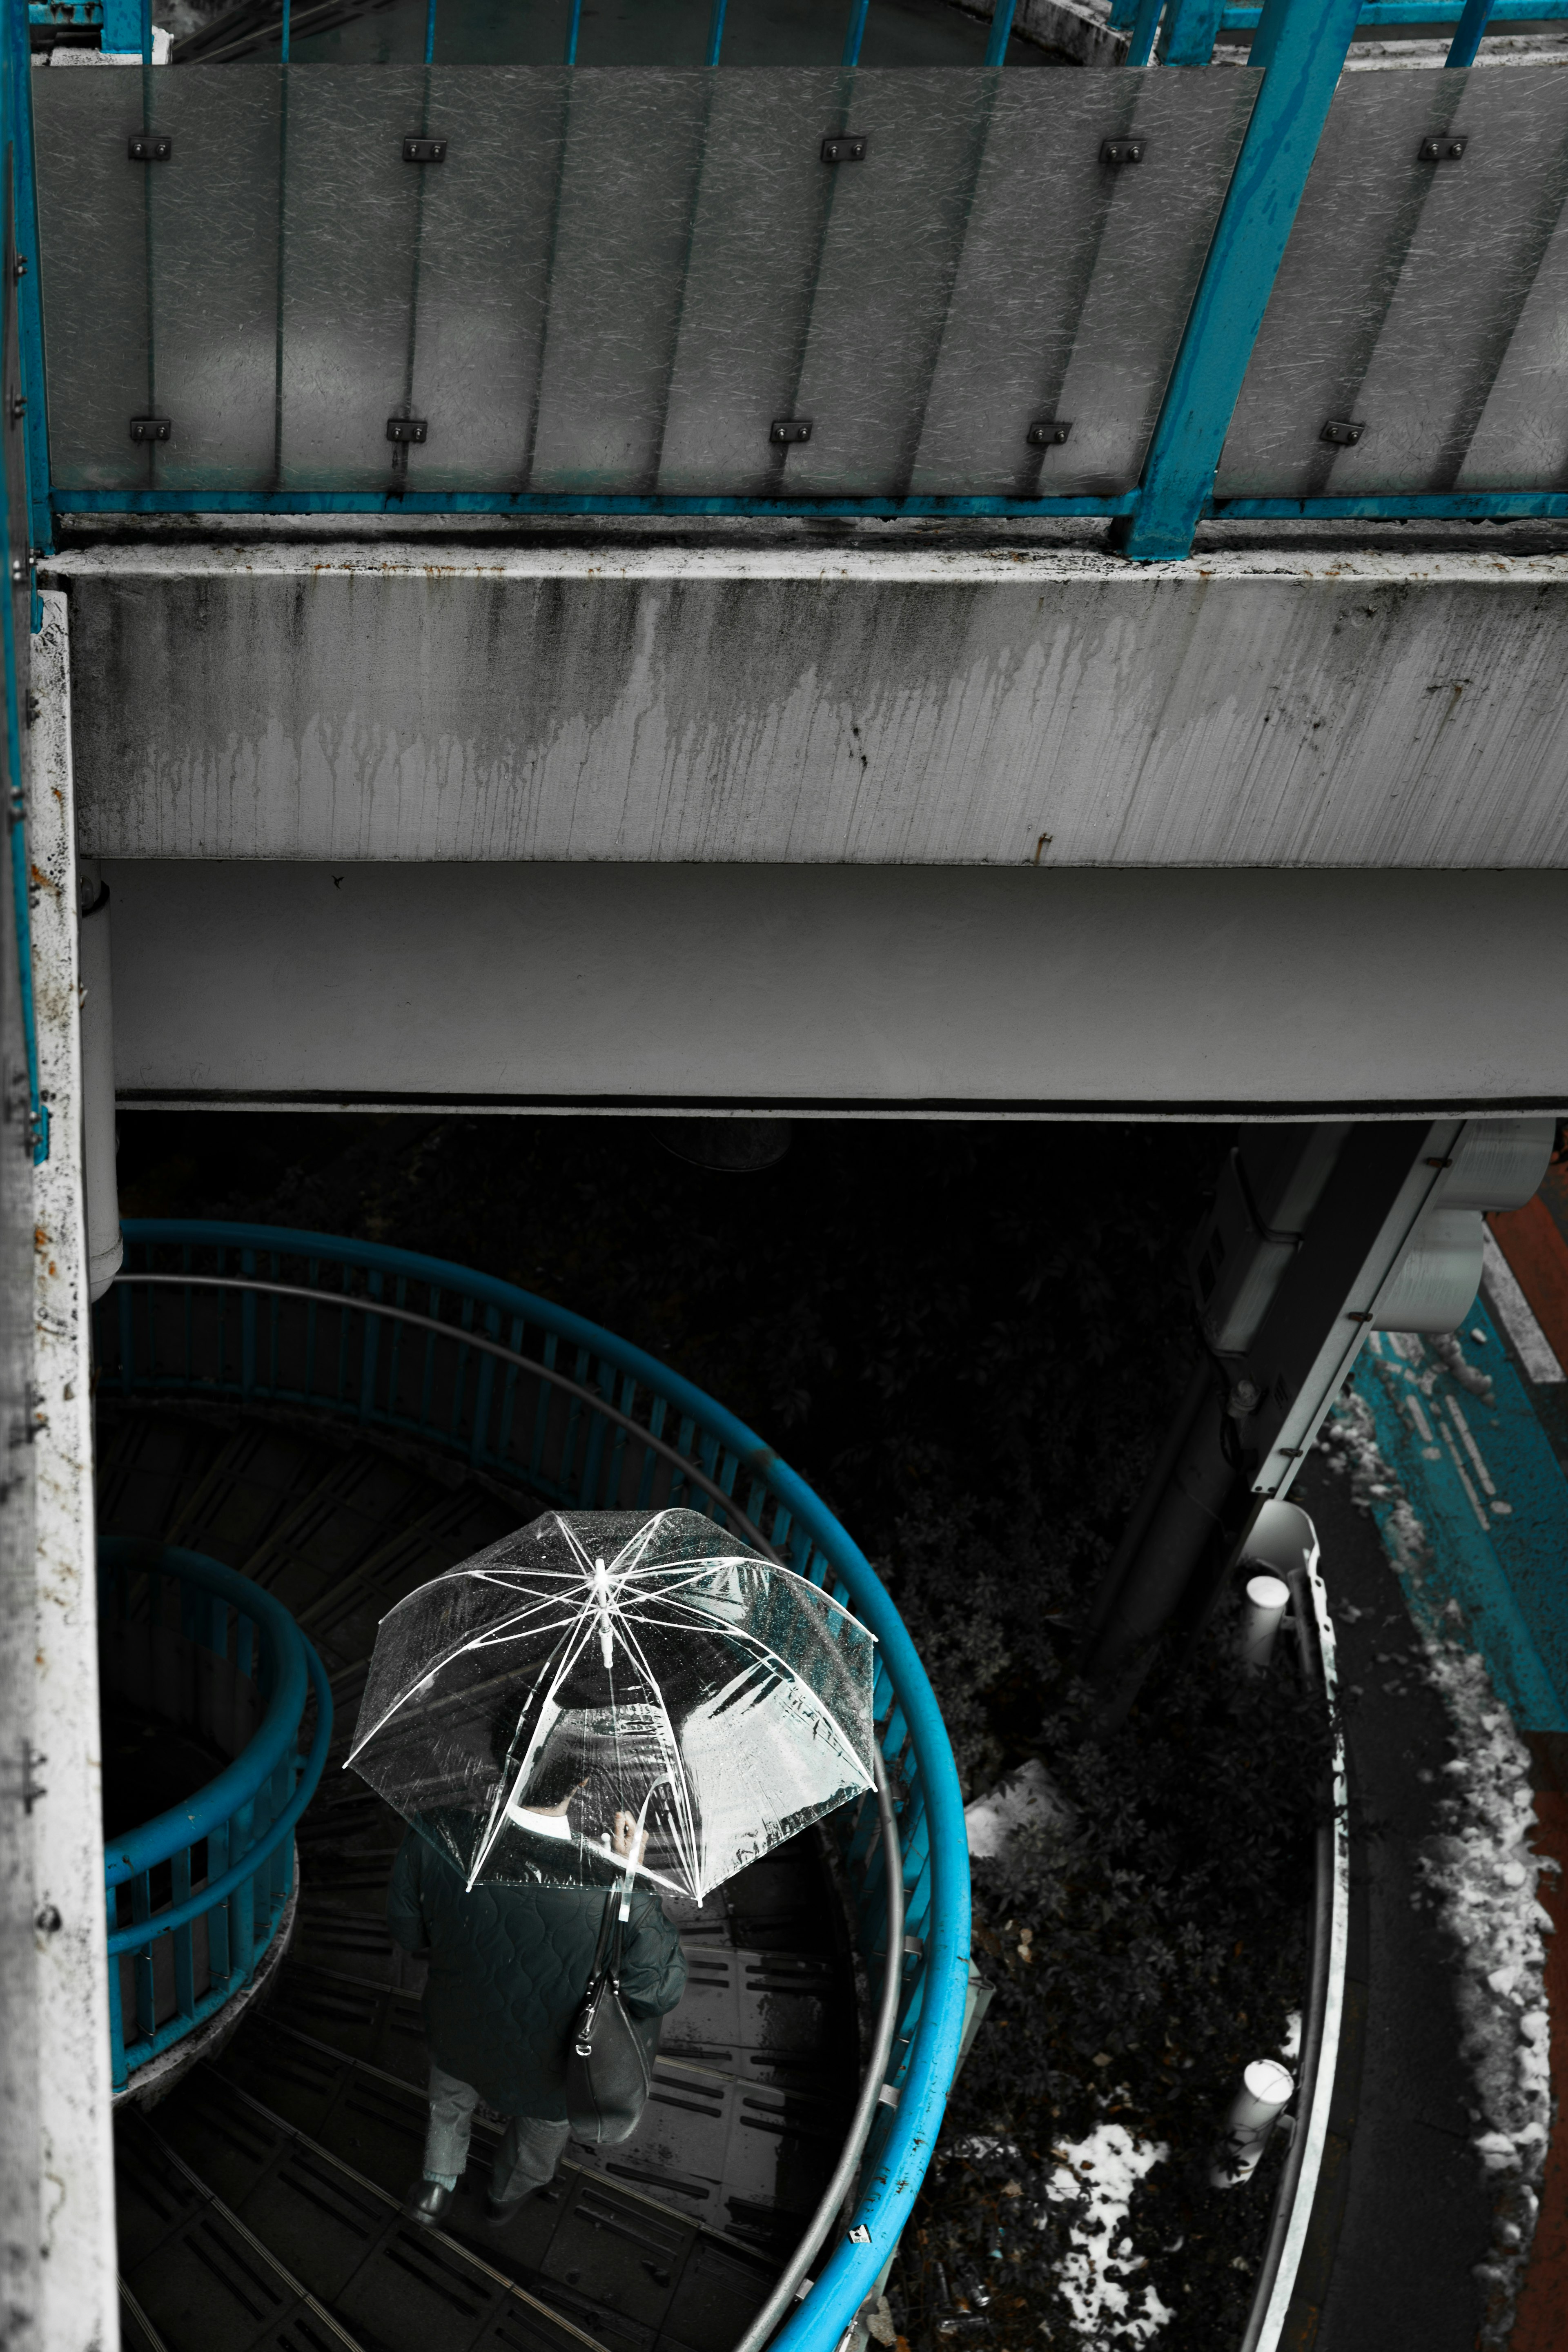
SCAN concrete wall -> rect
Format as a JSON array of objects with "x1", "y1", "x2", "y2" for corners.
[
  {"x1": 28, "y1": 597, "x2": 118, "y2": 2352},
  {"x1": 105, "y1": 858, "x2": 1568, "y2": 1113},
  {"x1": 56, "y1": 541, "x2": 1568, "y2": 871}
]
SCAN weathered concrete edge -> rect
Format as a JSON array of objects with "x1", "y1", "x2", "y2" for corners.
[
  {"x1": 39, "y1": 541, "x2": 1568, "y2": 587},
  {"x1": 29, "y1": 588, "x2": 118, "y2": 2352}
]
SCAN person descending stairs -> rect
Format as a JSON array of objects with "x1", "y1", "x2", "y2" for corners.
[{"x1": 100, "y1": 1397, "x2": 860, "y2": 2352}]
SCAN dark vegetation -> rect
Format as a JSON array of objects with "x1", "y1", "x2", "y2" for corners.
[{"x1": 118, "y1": 1111, "x2": 1337, "y2": 2349}]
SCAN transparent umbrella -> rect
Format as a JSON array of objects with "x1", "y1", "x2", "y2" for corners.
[{"x1": 346, "y1": 1506, "x2": 877, "y2": 1902}]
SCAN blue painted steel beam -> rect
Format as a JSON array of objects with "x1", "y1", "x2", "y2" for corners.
[
  {"x1": 1115, "y1": 0, "x2": 1364, "y2": 563},
  {"x1": 8, "y1": 0, "x2": 49, "y2": 557},
  {"x1": 1160, "y1": 0, "x2": 1226, "y2": 62},
  {"x1": 1211, "y1": 490, "x2": 1568, "y2": 518},
  {"x1": 983, "y1": 0, "x2": 1018, "y2": 64},
  {"x1": 1446, "y1": 0, "x2": 1498, "y2": 59},
  {"x1": 51, "y1": 486, "x2": 1142, "y2": 518},
  {"x1": 1125, "y1": 0, "x2": 1164, "y2": 62},
  {"x1": 26, "y1": 1, "x2": 100, "y2": 24},
  {"x1": 1221, "y1": 0, "x2": 1567, "y2": 21}
]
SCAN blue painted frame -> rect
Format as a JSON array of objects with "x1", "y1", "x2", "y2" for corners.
[
  {"x1": 1116, "y1": 0, "x2": 1364, "y2": 560},
  {"x1": 23, "y1": 0, "x2": 1568, "y2": 559},
  {"x1": 51, "y1": 487, "x2": 1140, "y2": 519}
]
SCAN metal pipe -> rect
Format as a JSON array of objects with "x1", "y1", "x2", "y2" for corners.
[
  {"x1": 423, "y1": 0, "x2": 437, "y2": 64},
  {"x1": 733, "y1": 1748, "x2": 904, "y2": 2352},
  {"x1": 1446, "y1": 0, "x2": 1496, "y2": 60},
  {"x1": 983, "y1": 0, "x2": 1018, "y2": 61},
  {"x1": 79, "y1": 876, "x2": 122, "y2": 1302},
  {"x1": 705, "y1": 0, "x2": 728, "y2": 65},
  {"x1": 1125, "y1": 0, "x2": 1163, "y2": 63},
  {"x1": 841, "y1": 0, "x2": 871, "y2": 66}
]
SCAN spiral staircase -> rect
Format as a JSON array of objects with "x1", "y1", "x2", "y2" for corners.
[{"x1": 96, "y1": 1225, "x2": 968, "y2": 2352}]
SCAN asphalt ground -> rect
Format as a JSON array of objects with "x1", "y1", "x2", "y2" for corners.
[{"x1": 1293, "y1": 1453, "x2": 1492, "y2": 2352}]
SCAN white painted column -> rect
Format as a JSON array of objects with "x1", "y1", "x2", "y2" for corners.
[{"x1": 29, "y1": 591, "x2": 118, "y2": 2352}]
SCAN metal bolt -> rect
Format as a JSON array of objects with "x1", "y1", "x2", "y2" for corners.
[
  {"x1": 34, "y1": 1904, "x2": 61, "y2": 1934},
  {"x1": 9, "y1": 394, "x2": 24, "y2": 424},
  {"x1": 9, "y1": 556, "x2": 23, "y2": 586}
]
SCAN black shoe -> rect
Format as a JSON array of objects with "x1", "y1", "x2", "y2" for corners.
[
  {"x1": 406, "y1": 2179, "x2": 453, "y2": 2227},
  {"x1": 483, "y1": 2187, "x2": 538, "y2": 2231}
]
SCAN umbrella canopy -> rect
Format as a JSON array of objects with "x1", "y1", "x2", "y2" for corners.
[{"x1": 346, "y1": 1507, "x2": 877, "y2": 1903}]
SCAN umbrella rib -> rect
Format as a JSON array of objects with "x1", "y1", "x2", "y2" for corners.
[{"x1": 467, "y1": 1609, "x2": 602, "y2": 1888}]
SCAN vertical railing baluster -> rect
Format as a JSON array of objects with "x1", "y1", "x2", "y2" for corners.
[
  {"x1": 207, "y1": 1818, "x2": 231, "y2": 1982},
  {"x1": 581, "y1": 1357, "x2": 613, "y2": 1505},
  {"x1": 982, "y1": 0, "x2": 1017, "y2": 63},
  {"x1": 1446, "y1": 0, "x2": 1497, "y2": 61},
  {"x1": 107, "y1": 1901, "x2": 129, "y2": 2093},
  {"x1": 530, "y1": 1332, "x2": 558, "y2": 1484},
  {"x1": 130, "y1": 1871, "x2": 156, "y2": 2042},
  {"x1": 1124, "y1": 0, "x2": 1164, "y2": 65},
  {"x1": 241, "y1": 1246, "x2": 257, "y2": 1398},
  {"x1": 497, "y1": 1314, "x2": 526, "y2": 1474},
  {"x1": 269, "y1": 1752, "x2": 292, "y2": 1915},
  {"x1": 359, "y1": 1270, "x2": 383, "y2": 1427},
  {"x1": 637, "y1": 1393, "x2": 666, "y2": 1508},
  {"x1": 470, "y1": 1303, "x2": 499, "y2": 1469},
  {"x1": 172, "y1": 1849, "x2": 196, "y2": 2021},
  {"x1": 1116, "y1": 0, "x2": 1363, "y2": 559},
  {"x1": 229, "y1": 1797, "x2": 256, "y2": 1983}
]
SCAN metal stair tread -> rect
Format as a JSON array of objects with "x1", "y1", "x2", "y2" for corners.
[
  {"x1": 272, "y1": 1958, "x2": 847, "y2": 2105},
  {"x1": 165, "y1": 2054, "x2": 780, "y2": 2352},
  {"x1": 218, "y1": 2013, "x2": 812, "y2": 2258},
  {"x1": 117, "y1": 2106, "x2": 371, "y2": 2352}
]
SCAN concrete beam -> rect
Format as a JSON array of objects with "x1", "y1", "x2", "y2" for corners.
[
  {"x1": 103, "y1": 858, "x2": 1568, "y2": 1114},
  {"x1": 53, "y1": 540, "x2": 1568, "y2": 871}
]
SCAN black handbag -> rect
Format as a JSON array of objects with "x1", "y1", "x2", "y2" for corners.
[{"x1": 566, "y1": 1894, "x2": 660, "y2": 2145}]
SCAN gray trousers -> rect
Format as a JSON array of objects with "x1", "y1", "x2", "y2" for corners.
[{"x1": 423, "y1": 2059, "x2": 571, "y2": 2201}]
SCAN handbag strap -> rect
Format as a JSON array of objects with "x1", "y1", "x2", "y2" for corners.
[{"x1": 585, "y1": 1887, "x2": 630, "y2": 1997}]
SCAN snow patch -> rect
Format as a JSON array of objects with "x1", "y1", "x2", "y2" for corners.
[
  {"x1": 1037, "y1": 2121, "x2": 1173, "y2": 2345},
  {"x1": 965, "y1": 1760, "x2": 1075, "y2": 1860},
  {"x1": 1322, "y1": 1394, "x2": 1552, "y2": 2348}
]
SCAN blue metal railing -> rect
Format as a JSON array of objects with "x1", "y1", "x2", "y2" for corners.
[
  {"x1": 100, "y1": 1536, "x2": 332, "y2": 2090},
  {"x1": 19, "y1": 0, "x2": 1568, "y2": 557},
  {"x1": 99, "y1": 1220, "x2": 972, "y2": 2345}
]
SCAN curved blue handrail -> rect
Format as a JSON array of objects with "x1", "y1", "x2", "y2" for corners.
[
  {"x1": 106, "y1": 1219, "x2": 973, "y2": 2343},
  {"x1": 98, "y1": 1535, "x2": 332, "y2": 2087},
  {"x1": 102, "y1": 1542, "x2": 309, "y2": 1889}
]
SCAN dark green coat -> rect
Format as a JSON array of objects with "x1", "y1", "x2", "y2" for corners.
[{"x1": 386, "y1": 1829, "x2": 687, "y2": 2119}]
